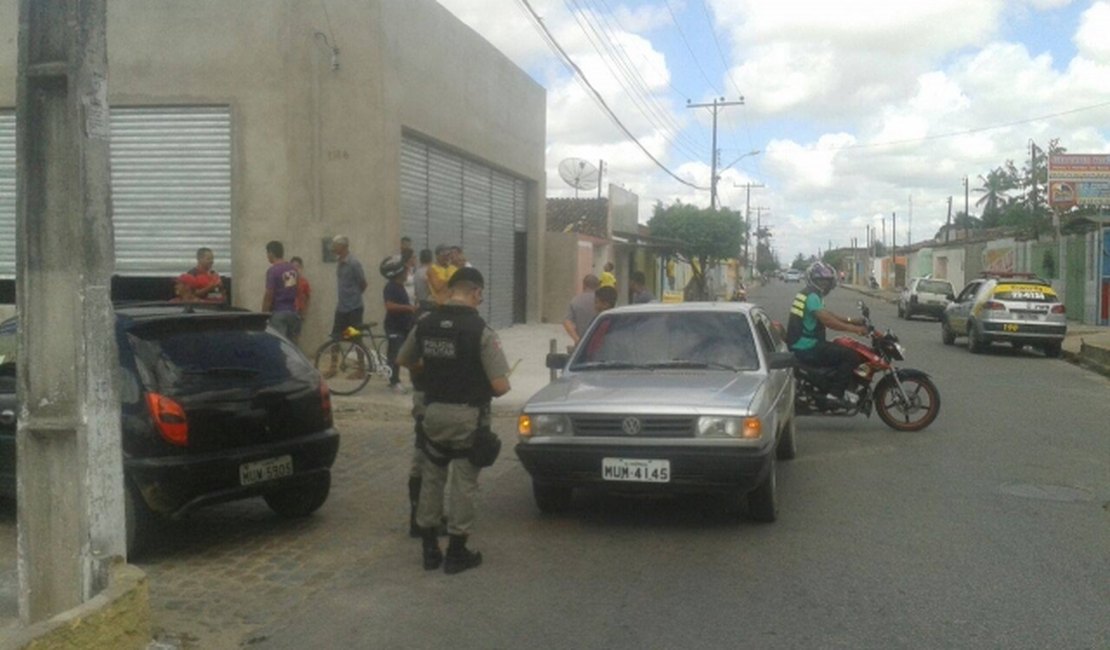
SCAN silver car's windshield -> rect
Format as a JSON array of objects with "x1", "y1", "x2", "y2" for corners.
[{"x1": 571, "y1": 311, "x2": 758, "y2": 372}]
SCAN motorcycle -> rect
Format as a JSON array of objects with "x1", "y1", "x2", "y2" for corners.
[{"x1": 794, "y1": 301, "x2": 941, "y2": 432}]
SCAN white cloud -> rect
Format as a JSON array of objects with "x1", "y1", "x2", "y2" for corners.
[{"x1": 1074, "y1": 1, "x2": 1110, "y2": 62}]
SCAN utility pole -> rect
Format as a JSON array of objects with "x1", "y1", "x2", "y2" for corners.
[
  {"x1": 946, "y1": 196, "x2": 952, "y2": 243},
  {"x1": 736, "y1": 181, "x2": 764, "y2": 278},
  {"x1": 963, "y1": 175, "x2": 970, "y2": 241},
  {"x1": 891, "y1": 211, "x2": 897, "y2": 288},
  {"x1": 16, "y1": 0, "x2": 125, "y2": 623},
  {"x1": 1029, "y1": 140, "x2": 1038, "y2": 218},
  {"x1": 688, "y1": 97, "x2": 744, "y2": 209},
  {"x1": 752, "y1": 207, "x2": 770, "y2": 275},
  {"x1": 597, "y1": 159, "x2": 605, "y2": 200},
  {"x1": 908, "y1": 194, "x2": 913, "y2": 247}
]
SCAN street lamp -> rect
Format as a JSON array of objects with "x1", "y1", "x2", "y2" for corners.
[
  {"x1": 712, "y1": 150, "x2": 760, "y2": 210},
  {"x1": 720, "y1": 149, "x2": 761, "y2": 173}
]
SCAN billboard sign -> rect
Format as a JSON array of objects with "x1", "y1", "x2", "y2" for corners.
[
  {"x1": 1048, "y1": 154, "x2": 1110, "y2": 208},
  {"x1": 608, "y1": 184, "x2": 639, "y2": 235}
]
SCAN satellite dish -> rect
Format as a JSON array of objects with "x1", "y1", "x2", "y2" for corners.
[{"x1": 558, "y1": 158, "x2": 599, "y2": 197}]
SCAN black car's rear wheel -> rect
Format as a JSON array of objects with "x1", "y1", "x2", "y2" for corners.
[
  {"x1": 264, "y1": 472, "x2": 331, "y2": 518},
  {"x1": 532, "y1": 481, "x2": 573, "y2": 514},
  {"x1": 874, "y1": 373, "x2": 941, "y2": 432},
  {"x1": 124, "y1": 482, "x2": 151, "y2": 558}
]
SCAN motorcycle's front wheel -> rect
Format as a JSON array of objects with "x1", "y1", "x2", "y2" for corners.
[{"x1": 873, "y1": 370, "x2": 940, "y2": 432}]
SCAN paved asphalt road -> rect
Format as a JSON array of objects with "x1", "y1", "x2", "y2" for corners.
[
  {"x1": 2, "y1": 284, "x2": 1104, "y2": 647},
  {"x1": 254, "y1": 283, "x2": 1109, "y2": 650}
]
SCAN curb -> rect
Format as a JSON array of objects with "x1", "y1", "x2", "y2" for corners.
[{"x1": 1, "y1": 561, "x2": 149, "y2": 650}]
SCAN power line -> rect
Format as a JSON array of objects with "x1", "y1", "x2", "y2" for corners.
[
  {"x1": 517, "y1": 0, "x2": 708, "y2": 190},
  {"x1": 566, "y1": 0, "x2": 705, "y2": 159},
  {"x1": 826, "y1": 100, "x2": 1110, "y2": 151},
  {"x1": 661, "y1": 0, "x2": 722, "y2": 94}
]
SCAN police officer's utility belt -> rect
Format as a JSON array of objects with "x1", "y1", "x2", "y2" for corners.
[
  {"x1": 425, "y1": 399, "x2": 491, "y2": 409},
  {"x1": 415, "y1": 425, "x2": 501, "y2": 469}
]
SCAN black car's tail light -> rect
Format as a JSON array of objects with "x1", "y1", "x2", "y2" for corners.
[
  {"x1": 145, "y1": 392, "x2": 189, "y2": 446},
  {"x1": 319, "y1": 379, "x2": 333, "y2": 427}
]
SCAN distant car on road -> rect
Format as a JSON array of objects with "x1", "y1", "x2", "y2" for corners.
[
  {"x1": 898, "y1": 277, "x2": 955, "y2": 320},
  {"x1": 515, "y1": 302, "x2": 797, "y2": 522},
  {"x1": 0, "y1": 304, "x2": 340, "y2": 554},
  {"x1": 941, "y1": 273, "x2": 1067, "y2": 357},
  {"x1": 783, "y1": 270, "x2": 803, "y2": 283}
]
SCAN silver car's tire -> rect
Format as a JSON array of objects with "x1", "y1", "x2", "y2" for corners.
[
  {"x1": 776, "y1": 417, "x2": 797, "y2": 461},
  {"x1": 533, "y1": 481, "x2": 573, "y2": 514},
  {"x1": 1042, "y1": 341, "x2": 1063, "y2": 358},
  {"x1": 746, "y1": 458, "x2": 777, "y2": 523}
]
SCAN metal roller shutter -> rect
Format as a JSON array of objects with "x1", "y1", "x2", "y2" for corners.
[
  {"x1": 462, "y1": 160, "x2": 493, "y2": 321},
  {"x1": 399, "y1": 134, "x2": 527, "y2": 328},
  {"x1": 400, "y1": 138, "x2": 429, "y2": 249},
  {"x1": 110, "y1": 106, "x2": 232, "y2": 276},
  {"x1": 490, "y1": 173, "x2": 516, "y2": 327},
  {"x1": 0, "y1": 111, "x2": 13, "y2": 279},
  {"x1": 0, "y1": 107, "x2": 232, "y2": 280}
]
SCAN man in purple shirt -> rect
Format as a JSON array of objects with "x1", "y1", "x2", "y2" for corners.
[{"x1": 262, "y1": 240, "x2": 302, "y2": 342}]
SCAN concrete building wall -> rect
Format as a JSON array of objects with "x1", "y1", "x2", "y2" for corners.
[
  {"x1": 542, "y1": 234, "x2": 579, "y2": 324},
  {"x1": 0, "y1": 0, "x2": 546, "y2": 343}
]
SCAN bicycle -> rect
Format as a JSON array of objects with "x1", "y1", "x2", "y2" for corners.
[{"x1": 312, "y1": 322, "x2": 393, "y2": 395}]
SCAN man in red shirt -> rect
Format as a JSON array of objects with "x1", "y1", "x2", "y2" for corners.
[{"x1": 175, "y1": 247, "x2": 226, "y2": 303}]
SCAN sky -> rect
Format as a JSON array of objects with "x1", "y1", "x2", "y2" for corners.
[{"x1": 436, "y1": 0, "x2": 1110, "y2": 264}]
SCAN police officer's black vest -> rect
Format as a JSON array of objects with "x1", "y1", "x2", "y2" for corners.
[
  {"x1": 786, "y1": 287, "x2": 826, "y2": 348},
  {"x1": 416, "y1": 303, "x2": 492, "y2": 407}
]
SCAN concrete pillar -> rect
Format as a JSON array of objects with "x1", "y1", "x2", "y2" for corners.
[{"x1": 16, "y1": 0, "x2": 125, "y2": 623}]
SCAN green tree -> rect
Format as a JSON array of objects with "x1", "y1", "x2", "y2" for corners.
[
  {"x1": 791, "y1": 253, "x2": 816, "y2": 271},
  {"x1": 975, "y1": 165, "x2": 1018, "y2": 226},
  {"x1": 648, "y1": 201, "x2": 744, "y2": 300}
]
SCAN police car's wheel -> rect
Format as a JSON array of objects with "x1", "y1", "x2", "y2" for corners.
[
  {"x1": 532, "y1": 481, "x2": 572, "y2": 514},
  {"x1": 941, "y1": 319, "x2": 956, "y2": 345},
  {"x1": 967, "y1": 321, "x2": 986, "y2": 354}
]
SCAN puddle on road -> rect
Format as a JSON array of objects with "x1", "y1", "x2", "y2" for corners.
[{"x1": 997, "y1": 482, "x2": 1095, "y2": 503}]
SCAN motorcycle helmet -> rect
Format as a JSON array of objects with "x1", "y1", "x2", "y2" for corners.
[
  {"x1": 805, "y1": 261, "x2": 838, "y2": 296},
  {"x1": 379, "y1": 254, "x2": 406, "y2": 280}
]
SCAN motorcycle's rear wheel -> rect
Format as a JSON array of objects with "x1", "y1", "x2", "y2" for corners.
[{"x1": 873, "y1": 372, "x2": 940, "y2": 432}]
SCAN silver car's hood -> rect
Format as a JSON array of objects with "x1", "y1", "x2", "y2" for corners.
[{"x1": 523, "y1": 370, "x2": 763, "y2": 414}]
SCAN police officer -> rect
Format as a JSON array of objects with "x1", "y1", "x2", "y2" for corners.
[{"x1": 397, "y1": 267, "x2": 511, "y2": 574}]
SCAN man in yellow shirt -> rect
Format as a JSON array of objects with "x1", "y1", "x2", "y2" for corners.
[
  {"x1": 598, "y1": 261, "x2": 617, "y2": 289},
  {"x1": 426, "y1": 245, "x2": 458, "y2": 305}
]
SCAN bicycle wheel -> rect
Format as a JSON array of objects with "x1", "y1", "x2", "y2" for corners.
[
  {"x1": 314, "y1": 339, "x2": 372, "y2": 395},
  {"x1": 369, "y1": 335, "x2": 394, "y2": 381}
]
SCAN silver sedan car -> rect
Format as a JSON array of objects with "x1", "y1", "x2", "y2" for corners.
[{"x1": 515, "y1": 302, "x2": 797, "y2": 522}]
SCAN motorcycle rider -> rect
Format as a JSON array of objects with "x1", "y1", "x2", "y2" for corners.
[{"x1": 786, "y1": 261, "x2": 870, "y2": 406}]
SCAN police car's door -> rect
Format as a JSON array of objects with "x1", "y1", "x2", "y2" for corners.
[{"x1": 947, "y1": 280, "x2": 982, "y2": 334}]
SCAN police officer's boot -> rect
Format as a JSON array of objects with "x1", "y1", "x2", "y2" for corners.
[
  {"x1": 443, "y1": 534, "x2": 482, "y2": 575},
  {"x1": 407, "y1": 476, "x2": 421, "y2": 538},
  {"x1": 420, "y1": 528, "x2": 443, "y2": 571}
]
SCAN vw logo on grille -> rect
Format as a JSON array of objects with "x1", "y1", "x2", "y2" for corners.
[{"x1": 621, "y1": 417, "x2": 642, "y2": 436}]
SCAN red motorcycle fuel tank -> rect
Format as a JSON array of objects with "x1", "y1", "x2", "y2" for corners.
[{"x1": 832, "y1": 336, "x2": 882, "y2": 365}]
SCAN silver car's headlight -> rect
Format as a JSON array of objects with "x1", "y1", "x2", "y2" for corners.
[
  {"x1": 697, "y1": 416, "x2": 763, "y2": 439},
  {"x1": 518, "y1": 413, "x2": 572, "y2": 438}
]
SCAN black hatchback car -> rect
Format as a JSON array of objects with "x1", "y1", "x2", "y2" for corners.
[{"x1": 0, "y1": 304, "x2": 340, "y2": 553}]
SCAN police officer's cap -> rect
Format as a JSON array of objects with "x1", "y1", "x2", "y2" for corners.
[{"x1": 448, "y1": 267, "x2": 484, "y2": 289}]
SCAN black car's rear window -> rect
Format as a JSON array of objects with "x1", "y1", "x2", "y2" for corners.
[
  {"x1": 572, "y1": 311, "x2": 758, "y2": 371},
  {"x1": 128, "y1": 326, "x2": 314, "y2": 392}
]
